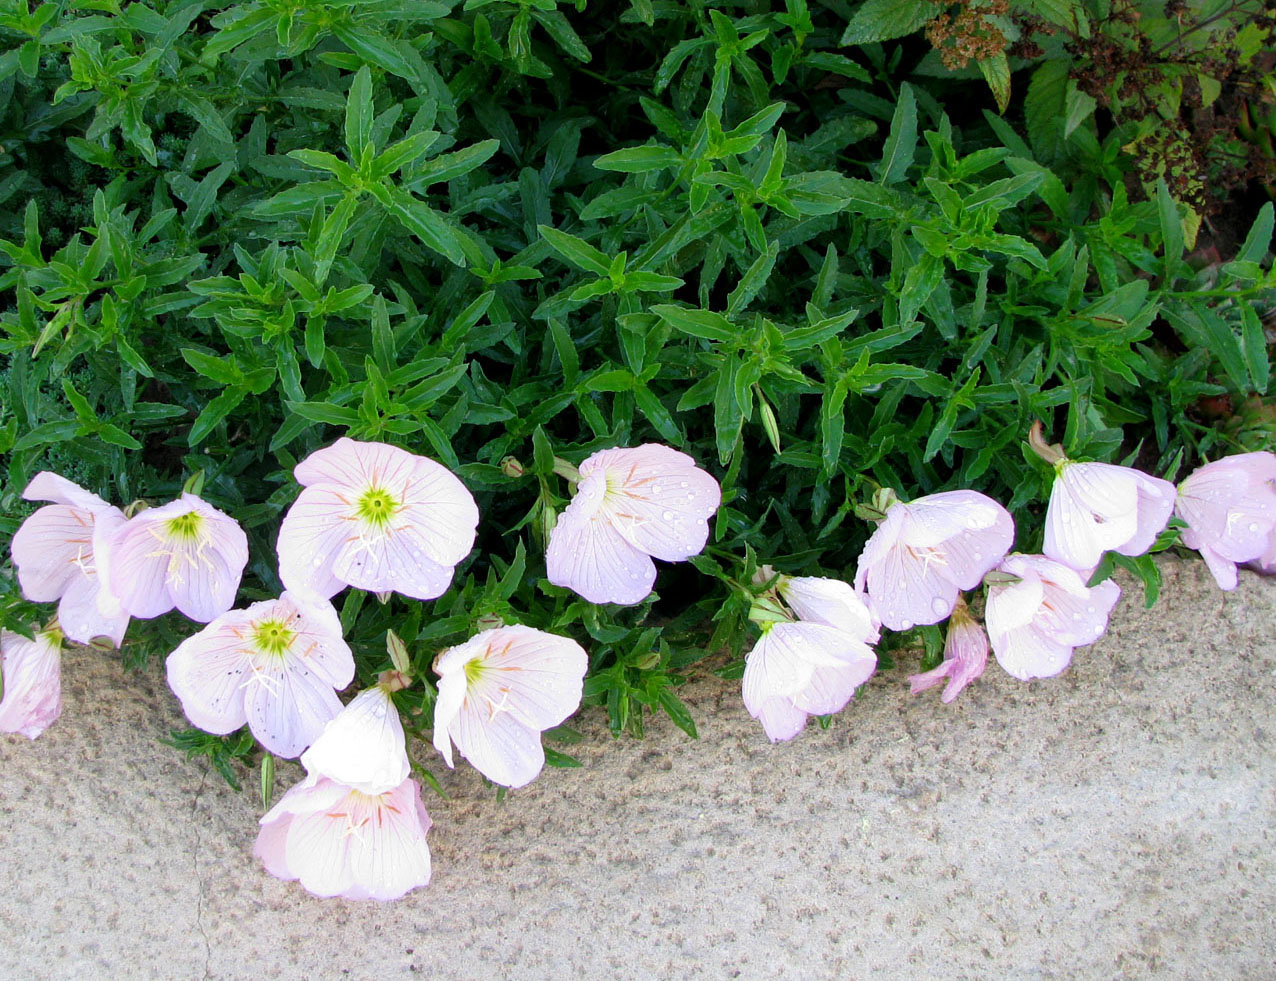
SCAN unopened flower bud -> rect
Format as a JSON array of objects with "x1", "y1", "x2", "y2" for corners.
[
  {"x1": 500, "y1": 456, "x2": 527, "y2": 478},
  {"x1": 759, "y1": 398, "x2": 781, "y2": 453},
  {"x1": 386, "y1": 629, "x2": 411, "y2": 676}
]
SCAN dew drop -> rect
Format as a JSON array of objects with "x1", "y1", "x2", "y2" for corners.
[
  {"x1": 899, "y1": 619, "x2": 913, "y2": 630},
  {"x1": 929, "y1": 598, "x2": 948, "y2": 616},
  {"x1": 312, "y1": 557, "x2": 323, "y2": 567},
  {"x1": 679, "y1": 481, "x2": 688, "y2": 488},
  {"x1": 662, "y1": 510, "x2": 673, "y2": 521},
  {"x1": 652, "y1": 484, "x2": 662, "y2": 494},
  {"x1": 1249, "y1": 523, "x2": 1260, "y2": 533},
  {"x1": 973, "y1": 551, "x2": 983, "y2": 562},
  {"x1": 1072, "y1": 612, "x2": 1082, "y2": 621},
  {"x1": 1086, "y1": 605, "x2": 1096, "y2": 613}
]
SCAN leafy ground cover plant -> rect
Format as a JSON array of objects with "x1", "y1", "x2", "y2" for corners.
[{"x1": 2, "y1": 0, "x2": 1275, "y2": 900}]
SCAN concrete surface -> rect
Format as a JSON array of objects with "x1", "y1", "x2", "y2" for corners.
[{"x1": 1, "y1": 555, "x2": 1273, "y2": 980}]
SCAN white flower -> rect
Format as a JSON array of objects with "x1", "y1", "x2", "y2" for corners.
[{"x1": 1043, "y1": 461, "x2": 1176, "y2": 573}]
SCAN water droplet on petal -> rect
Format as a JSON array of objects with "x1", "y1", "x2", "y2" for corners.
[
  {"x1": 900, "y1": 619, "x2": 913, "y2": 630},
  {"x1": 1087, "y1": 605, "x2": 1096, "y2": 613},
  {"x1": 680, "y1": 481, "x2": 688, "y2": 488},
  {"x1": 312, "y1": 557, "x2": 323, "y2": 567},
  {"x1": 662, "y1": 510, "x2": 673, "y2": 521},
  {"x1": 1072, "y1": 612, "x2": 1082, "y2": 621},
  {"x1": 652, "y1": 485, "x2": 662, "y2": 494},
  {"x1": 1249, "y1": 523, "x2": 1260, "y2": 533},
  {"x1": 930, "y1": 597, "x2": 948, "y2": 617}
]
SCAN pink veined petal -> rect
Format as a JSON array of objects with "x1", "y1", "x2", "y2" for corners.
[
  {"x1": 991, "y1": 622, "x2": 1076, "y2": 681},
  {"x1": 165, "y1": 528, "x2": 245, "y2": 624},
  {"x1": 393, "y1": 465, "x2": 480, "y2": 569},
  {"x1": 330, "y1": 519, "x2": 461, "y2": 601},
  {"x1": 984, "y1": 571, "x2": 1046, "y2": 636},
  {"x1": 448, "y1": 696, "x2": 547, "y2": 788},
  {"x1": 431, "y1": 666, "x2": 465, "y2": 769},
  {"x1": 277, "y1": 489, "x2": 361, "y2": 599},
  {"x1": 165, "y1": 623, "x2": 254, "y2": 735},
  {"x1": 57, "y1": 565, "x2": 130, "y2": 648},
  {"x1": 1115, "y1": 471, "x2": 1177, "y2": 558},
  {"x1": 902, "y1": 490, "x2": 1011, "y2": 547},
  {"x1": 11, "y1": 504, "x2": 97, "y2": 602},
  {"x1": 753, "y1": 696, "x2": 809, "y2": 743},
  {"x1": 583, "y1": 445, "x2": 720, "y2": 562},
  {"x1": 340, "y1": 778, "x2": 432, "y2": 901},
  {"x1": 909, "y1": 615, "x2": 988, "y2": 704},
  {"x1": 1034, "y1": 577, "x2": 1121, "y2": 647},
  {"x1": 0, "y1": 631, "x2": 62, "y2": 740},
  {"x1": 779, "y1": 576, "x2": 879, "y2": 642},
  {"x1": 244, "y1": 656, "x2": 344, "y2": 759},
  {"x1": 463, "y1": 625, "x2": 588, "y2": 731},
  {"x1": 294, "y1": 437, "x2": 415, "y2": 491},
  {"x1": 742, "y1": 625, "x2": 815, "y2": 714},
  {"x1": 1043, "y1": 472, "x2": 1118, "y2": 572},
  {"x1": 862, "y1": 530, "x2": 961, "y2": 630},
  {"x1": 908, "y1": 662, "x2": 957, "y2": 697},
  {"x1": 274, "y1": 593, "x2": 355, "y2": 691},
  {"x1": 302, "y1": 687, "x2": 409, "y2": 795},
  {"x1": 106, "y1": 514, "x2": 179, "y2": 619},
  {"x1": 792, "y1": 658, "x2": 877, "y2": 716},
  {"x1": 854, "y1": 509, "x2": 902, "y2": 595},
  {"x1": 1198, "y1": 544, "x2": 1241, "y2": 590},
  {"x1": 279, "y1": 790, "x2": 360, "y2": 899},
  {"x1": 260, "y1": 770, "x2": 348, "y2": 822},
  {"x1": 22, "y1": 472, "x2": 110, "y2": 511},
  {"x1": 546, "y1": 479, "x2": 657, "y2": 604},
  {"x1": 254, "y1": 811, "x2": 295, "y2": 881}
]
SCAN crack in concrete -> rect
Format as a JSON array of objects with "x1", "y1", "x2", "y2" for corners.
[{"x1": 191, "y1": 769, "x2": 212, "y2": 981}]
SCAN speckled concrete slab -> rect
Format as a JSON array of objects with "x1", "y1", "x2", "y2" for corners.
[{"x1": 1, "y1": 556, "x2": 1273, "y2": 980}]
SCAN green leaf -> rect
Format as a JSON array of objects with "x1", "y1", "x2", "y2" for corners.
[
  {"x1": 538, "y1": 225, "x2": 612, "y2": 275},
  {"x1": 840, "y1": 0, "x2": 940, "y2": 44},
  {"x1": 650, "y1": 305, "x2": 736, "y2": 343},
  {"x1": 188, "y1": 387, "x2": 247, "y2": 446},
  {"x1": 656, "y1": 688, "x2": 698, "y2": 738},
  {"x1": 978, "y1": 52, "x2": 1011, "y2": 114},
  {"x1": 878, "y1": 83, "x2": 917, "y2": 185},
  {"x1": 385, "y1": 188, "x2": 466, "y2": 266},
  {"x1": 1236, "y1": 202, "x2": 1273, "y2": 265},
  {"x1": 285, "y1": 400, "x2": 361, "y2": 427},
  {"x1": 1242, "y1": 304, "x2": 1270, "y2": 395},
  {"x1": 593, "y1": 145, "x2": 682, "y2": 173},
  {"x1": 1157, "y1": 178, "x2": 1184, "y2": 269},
  {"x1": 332, "y1": 25, "x2": 417, "y2": 80}
]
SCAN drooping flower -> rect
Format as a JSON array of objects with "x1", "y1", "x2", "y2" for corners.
[
  {"x1": 11, "y1": 472, "x2": 130, "y2": 647},
  {"x1": 546, "y1": 444, "x2": 721, "y2": 605},
  {"x1": 908, "y1": 595, "x2": 988, "y2": 703},
  {"x1": 776, "y1": 573, "x2": 881, "y2": 639},
  {"x1": 742, "y1": 620, "x2": 878, "y2": 743},
  {"x1": 984, "y1": 554, "x2": 1121, "y2": 681},
  {"x1": 165, "y1": 592, "x2": 354, "y2": 758},
  {"x1": 276, "y1": 438, "x2": 479, "y2": 602},
  {"x1": 432, "y1": 624, "x2": 587, "y2": 788},
  {"x1": 1043, "y1": 461, "x2": 1176, "y2": 574},
  {"x1": 300, "y1": 684, "x2": 409, "y2": 794},
  {"x1": 853, "y1": 489, "x2": 1014, "y2": 632},
  {"x1": 1174, "y1": 451, "x2": 1276, "y2": 590},
  {"x1": 254, "y1": 773, "x2": 432, "y2": 901},
  {"x1": 106, "y1": 493, "x2": 248, "y2": 623},
  {"x1": 0, "y1": 628, "x2": 63, "y2": 740}
]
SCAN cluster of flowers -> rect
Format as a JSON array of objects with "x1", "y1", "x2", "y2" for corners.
[
  {"x1": 4, "y1": 426, "x2": 1274, "y2": 898},
  {"x1": 741, "y1": 429, "x2": 1276, "y2": 741},
  {"x1": 2, "y1": 439, "x2": 719, "y2": 900}
]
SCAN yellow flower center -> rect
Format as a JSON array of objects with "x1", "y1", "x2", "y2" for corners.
[
  {"x1": 165, "y1": 511, "x2": 205, "y2": 542},
  {"x1": 252, "y1": 619, "x2": 295, "y2": 657},
  {"x1": 356, "y1": 487, "x2": 399, "y2": 529}
]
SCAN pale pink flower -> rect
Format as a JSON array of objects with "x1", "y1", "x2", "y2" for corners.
[
  {"x1": 0, "y1": 629, "x2": 63, "y2": 739},
  {"x1": 277, "y1": 438, "x2": 479, "y2": 601},
  {"x1": 1043, "y1": 461, "x2": 1176, "y2": 573},
  {"x1": 854, "y1": 490, "x2": 1014, "y2": 631},
  {"x1": 776, "y1": 574, "x2": 880, "y2": 640},
  {"x1": 165, "y1": 591, "x2": 354, "y2": 758},
  {"x1": 433, "y1": 624, "x2": 587, "y2": 788},
  {"x1": 908, "y1": 597, "x2": 988, "y2": 703},
  {"x1": 301, "y1": 685, "x2": 409, "y2": 794},
  {"x1": 254, "y1": 773, "x2": 432, "y2": 901},
  {"x1": 1174, "y1": 452, "x2": 1276, "y2": 590},
  {"x1": 11, "y1": 473, "x2": 130, "y2": 646},
  {"x1": 742, "y1": 620, "x2": 877, "y2": 743},
  {"x1": 106, "y1": 493, "x2": 248, "y2": 623},
  {"x1": 985, "y1": 554, "x2": 1121, "y2": 681},
  {"x1": 546, "y1": 444, "x2": 720, "y2": 605}
]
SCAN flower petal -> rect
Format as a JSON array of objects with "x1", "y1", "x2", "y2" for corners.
[
  {"x1": 448, "y1": 698, "x2": 546, "y2": 788},
  {"x1": 302, "y1": 686, "x2": 409, "y2": 794},
  {"x1": 546, "y1": 480, "x2": 657, "y2": 605},
  {"x1": 341, "y1": 778, "x2": 432, "y2": 901},
  {"x1": 276, "y1": 489, "x2": 359, "y2": 599},
  {"x1": 466, "y1": 625, "x2": 587, "y2": 730},
  {"x1": 245, "y1": 657, "x2": 344, "y2": 759},
  {"x1": 778, "y1": 576, "x2": 879, "y2": 642},
  {"x1": 165, "y1": 624, "x2": 253, "y2": 736},
  {"x1": 22, "y1": 472, "x2": 110, "y2": 510},
  {"x1": 11, "y1": 505, "x2": 97, "y2": 602},
  {"x1": 0, "y1": 630, "x2": 62, "y2": 740}
]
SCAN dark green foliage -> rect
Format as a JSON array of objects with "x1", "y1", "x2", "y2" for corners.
[{"x1": 1, "y1": 0, "x2": 1274, "y2": 756}]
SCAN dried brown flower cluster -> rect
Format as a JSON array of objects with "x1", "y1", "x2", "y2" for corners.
[{"x1": 925, "y1": 0, "x2": 1010, "y2": 70}]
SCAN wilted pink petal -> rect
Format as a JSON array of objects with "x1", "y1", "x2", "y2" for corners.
[
  {"x1": 12, "y1": 473, "x2": 131, "y2": 647},
  {"x1": 985, "y1": 554, "x2": 1122, "y2": 681},
  {"x1": 854, "y1": 489, "x2": 1014, "y2": 631},
  {"x1": 107, "y1": 493, "x2": 248, "y2": 623},
  {"x1": 546, "y1": 444, "x2": 720, "y2": 605},
  {"x1": 1175, "y1": 452, "x2": 1276, "y2": 590},
  {"x1": 742, "y1": 621, "x2": 877, "y2": 743},
  {"x1": 301, "y1": 685, "x2": 409, "y2": 795},
  {"x1": 165, "y1": 592, "x2": 354, "y2": 758},
  {"x1": 255, "y1": 772, "x2": 432, "y2": 901},
  {"x1": 908, "y1": 598, "x2": 988, "y2": 703},
  {"x1": 0, "y1": 629, "x2": 63, "y2": 740},
  {"x1": 1044, "y1": 461, "x2": 1175, "y2": 573},
  {"x1": 776, "y1": 575, "x2": 880, "y2": 641},
  {"x1": 433, "y1": 624, "x2": 587, "y2": 788},
  {"x1": 277, "y1": 438, "x2": 478, "y2": 601}
]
